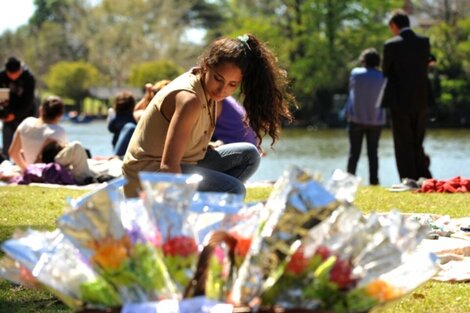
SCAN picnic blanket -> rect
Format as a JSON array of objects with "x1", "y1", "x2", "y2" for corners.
[
  {"x1": 0, "y1": 158, "x2": 123, "y2": 187},
  {"x1": 415, "y1": 216, "x2": 470, "y2": 282}
]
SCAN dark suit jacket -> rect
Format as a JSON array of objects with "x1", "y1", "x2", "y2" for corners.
[{"x1": 381, "y1": 29, "x2": 430, "y2": 112}]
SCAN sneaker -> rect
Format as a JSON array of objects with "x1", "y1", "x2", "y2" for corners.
[{"x1": 388, "y1": 178, "x2": 419, "y2": 192}]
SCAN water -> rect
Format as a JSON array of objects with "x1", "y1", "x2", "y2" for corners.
[{"x1": 62, "y1": 120, "x2": 470, "y2": 187}]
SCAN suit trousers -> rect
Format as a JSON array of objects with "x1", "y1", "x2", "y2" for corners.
[
  {"x1": 390, "y1": 109, "x2": 432, "y2": 181},
  {"x1": 347, "y1": 122, "x2": 382, "y2": 185}
]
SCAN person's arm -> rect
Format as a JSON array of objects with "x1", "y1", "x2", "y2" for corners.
[
  {"x1": 9, "y1": 73, "x2": 36, "y2": 120},
  {"x1": 209, "y1": 101, "x2": 224, "y2": 147},
  {"x1": 133, "y1": 83, "x2": 154, "y2": 122},
  {"x1": 135, "y1": 83, "x2": 154, "y2": 111},
  {"x1": 8, "y1": 133, "x2": 28, "y2": 172},
  {"x1": 107, "y1": 117, "x2": 118, "y2": 133},
  {"x1": 382, "y1": 44, "x2": 392, "y2": 78},
  {"x1": 159, "y1": 91, "x2": 201, "y2": 173}
]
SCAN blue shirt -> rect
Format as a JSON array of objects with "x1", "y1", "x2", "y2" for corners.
[{"x1": 345, "y1": 67, "x2": 386, "y2": 126}]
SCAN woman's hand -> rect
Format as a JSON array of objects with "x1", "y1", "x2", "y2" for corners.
[{"x1": 209, "y1": 140, "x2": 224, "y2": 149}]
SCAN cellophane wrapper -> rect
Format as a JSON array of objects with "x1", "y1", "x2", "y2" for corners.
[
  {"x1": 139, "y1": 172, "x2": 203, "y2": 296},
  {"x1": 230, "y1": 166, "x2": 340, "y2": 305},
  {"x1": 0, "y1": 255, "x2": 38, "y2": 289},
  {"x1": 260, "y1": 170, "x2": 438, "y2": 313},
  {"x1": 56, "y1": 178, "x2": 175, "y2": 303},
  {"x1": 1, "y1": 229, "x2": 120, "y2": 310},
  {"x1": 187, "y1": 192, "x2": 263, "y2": 301}
]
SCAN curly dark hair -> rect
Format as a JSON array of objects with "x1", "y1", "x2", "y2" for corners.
[{"x1": 197, "y1": 33, "x2": 296, "y2": 146}]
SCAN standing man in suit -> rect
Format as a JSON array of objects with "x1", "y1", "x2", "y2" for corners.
[{"x1": 382, "y1": 9, "x2": 433, "y2": 181}]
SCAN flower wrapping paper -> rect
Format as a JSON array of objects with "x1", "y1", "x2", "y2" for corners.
[{"x1": 57, "y1": 178, "x2": 176, "y2": 303}]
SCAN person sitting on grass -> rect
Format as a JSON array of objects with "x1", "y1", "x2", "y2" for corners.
[
  {"x1": 8, "y1": 95, "x2": 67, "y2": 172},
  {"x1": 39, "y1": 139, "x2": 121, "y2": 185},
  {"x1": 107, "y1": 91, "x2": 137, "y2": 158},
  {"x1": 133, "y1": 79, "x2": 171, "y2": 123},
  {"x1": 122, "y1": 34, "x2": 295, "y2": 198}
]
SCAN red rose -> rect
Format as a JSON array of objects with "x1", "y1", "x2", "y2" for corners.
[
  {"x1": 162, "y1": 235, "x2": 198, "y2": 257},
  {"x1": 329, "y1": 258, "x2": 356, "y2": 289},
  {"x1": 286, "y1": 246, "x2": 308, "y2": 275},
  {"x1": 314, "y1": 245, "x2": 331, "y2": 261}
]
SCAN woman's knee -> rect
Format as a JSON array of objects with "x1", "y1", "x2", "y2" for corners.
[{"x1": 196, "y1": 171, "x2": 246, "y2": 196}]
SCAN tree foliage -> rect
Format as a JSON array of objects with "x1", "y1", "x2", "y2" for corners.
[
  {"x1": 0, "y1": 0, "x2": 468, "y2": 124},
  {"x1": 128, "y1": 60, "x2": 185, "y2": 87},
  {"x1": 44, "y1": 61, "x2": 101, "y2": 108}
]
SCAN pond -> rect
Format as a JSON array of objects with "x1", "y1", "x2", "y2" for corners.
[{"x1": 62, "y1": 120, "x2": 470, "y2": 187}]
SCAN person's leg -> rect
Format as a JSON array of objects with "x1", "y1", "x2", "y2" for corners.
[
  {"x1": 347, "y1": 122, "x2": 364, "y2": 175},
  {"x1": 113, "y1": 123, "x2": 136, "y2": 157},
  {"x1": 413, "y1": 109, "x2": 432, "y2": 179},
  {"x1": 197, "y1": 142, "x2": 261, "y2": 182},
  {"x1": 2, "y1": 120, "x2": 20, "y2": 158},
  {"x1": 54, "y1": 141, "x2": 94, "y2": 184},
  {"x1": 365, "y1": 125, "x2": 382, "y2": 185},
  {"x1": 390, "y1": 111, "x2": 416, "y2": 180},
  {"x1": 181, "y1": 164, "x2": 246, "y2": 196}
]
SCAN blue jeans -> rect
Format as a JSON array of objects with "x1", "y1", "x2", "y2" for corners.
[
  {"x1": 114, "y1": 123, "x2": 136, "y2": 157},
  {"x1": 181, "y1": 142, "x2": 261, "y2": 196},
  {"x1": 347, "y1": 122, "x2": 382, "y2": 185}
]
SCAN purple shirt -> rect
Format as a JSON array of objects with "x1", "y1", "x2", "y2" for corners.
[{"x1": 213, "y1": 96, "x2": 257, "y2": 146}]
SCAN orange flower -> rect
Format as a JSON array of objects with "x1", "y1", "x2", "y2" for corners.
[
  {"x1": 89, "y1": 235, "x2": 131, "y2": 269},
  {"x1": 233, "y1": 236, "x2": 252, "y2": 258},
  {"x1": 365, "y1": 279, "x2": 400, "y2": 302},
  {"x1": 19, "y1": 265, "x2": 38, "y2": 288}
]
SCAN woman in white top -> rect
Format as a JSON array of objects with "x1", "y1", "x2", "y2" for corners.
[{"x1": 9, "y1": 95, "x2": 67, "y2": 171}]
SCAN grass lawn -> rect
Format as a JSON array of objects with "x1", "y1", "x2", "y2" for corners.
[{"x1": 0, "y1": 184, "x2": 469, "y2": 313}]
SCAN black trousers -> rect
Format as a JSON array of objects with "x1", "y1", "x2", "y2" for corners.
[
  {"x1": 347, "y1": 122, "x2": 382, "y2": 185},
  {"x1": 390, "y1": 109, "x2": 432, "y2": 181}
]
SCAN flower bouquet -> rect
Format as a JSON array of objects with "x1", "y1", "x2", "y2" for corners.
[
  {"x1": 139, "y1": 172, "x2": 203, "y2": 296},
  {"x1": 259, "y1": 205, "x2": 438, "y2": 313},
  {"x1": 230, "y1": 166, "x2": 341, "y2": 306},
  {"x1": 186, "y1": 194, "x2": 263, "y2": 301},
  {"x1": 0, "y1": 229, "x2": 120, "y2": 310},
  {"x1": 56, "y1": 178, "x2": 175, "y2": 303}
]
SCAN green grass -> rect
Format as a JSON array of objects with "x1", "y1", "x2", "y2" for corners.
[{"x1": 0, "y1": 185, "x2": 469, "y2": 313}]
